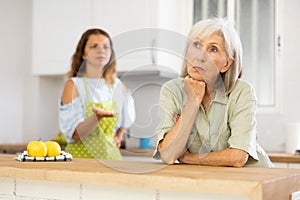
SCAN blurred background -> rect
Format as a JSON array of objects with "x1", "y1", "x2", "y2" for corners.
[{"x1": 0, "y1": 0, "x2": 299, "y2": 153}]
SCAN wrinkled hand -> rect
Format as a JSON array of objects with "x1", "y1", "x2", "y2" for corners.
[
  {"x1": 178, "y1": 150, "x2": 191, "y2": 163},
  {"x1": 92, "y1": 107, "x2": 117, "y2": 121},
  {"x1": 183, "y1": 76, "x2": 206, "y2": 107}
]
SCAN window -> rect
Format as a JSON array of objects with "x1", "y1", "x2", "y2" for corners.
[{"x1": 194, "y1": 0, "x2": 281, "y2": 113}]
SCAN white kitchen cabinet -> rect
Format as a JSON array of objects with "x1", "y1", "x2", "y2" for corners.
[
  {"x1": 273, "y1": 162, "x2": 289, "y2": 168},
  {"x1": 32, "y1": 0, "x2": 93, "y2": 75},
  {"x1": 32, "y1": 0, "x2": 159, "y2": 75},
  {"x1": 31, "y1": 0, "x2": 193, "y2": 76},
  {"x1": 92, "y1": 0, "x2": 159, "y2": 73},
  {"x1": 273, "y1": 163, "x2": 300, "y2": 169},
  {"x1": 269, "y1": 153, "x2": 300, "y2": 168},
  {"x1": 289, "y1": 163, "x2": 300, "y2": 169},
  {"x1": 92, "y1": 0, "x2": 157, "y2": 37},
  {"x1": 155, "y1": 0, "x2": 193, "y2": 76}
]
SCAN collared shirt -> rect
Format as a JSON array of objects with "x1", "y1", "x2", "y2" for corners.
[{"x1": 153, "y1": 77, "x2": 273, "y2": 167}]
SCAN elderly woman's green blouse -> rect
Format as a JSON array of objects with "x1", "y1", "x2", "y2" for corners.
[{"x1": 153, "y1": 77, "x2": 273, "y2": 167}]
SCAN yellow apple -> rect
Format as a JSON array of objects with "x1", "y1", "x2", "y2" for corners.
[
  {"x1": 27, "y1": 141, "x2": 47, "y2": 157},
  {"x1": 45, "y1": 141, "x2": 61, "y2": 157}
]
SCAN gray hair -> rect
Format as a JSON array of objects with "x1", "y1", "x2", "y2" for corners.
[{"x1": 181, "y1": 18, "x2": 243, "y2": 94}]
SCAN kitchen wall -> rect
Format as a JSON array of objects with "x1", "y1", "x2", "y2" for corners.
[
  {"x1": 120, "y1": 73, "x2": 171, "y2": 148},
  {"x1": 1, "y1": 0, "x2": 300, "y2": 153},
  {"x1": 0, "y1": 0, "x2": 65, "y2": 143},
  {"x1": 0, "y1": 0, "x2": 31, "y2": 143}
]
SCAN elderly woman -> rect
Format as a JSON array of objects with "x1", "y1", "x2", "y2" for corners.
[{"x1": 153, "y1": 18, "x2": 273, "y2": 167}]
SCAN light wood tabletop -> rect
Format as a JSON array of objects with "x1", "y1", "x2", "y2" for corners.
[{"x1": 1, "y1": 154, "x2": 300, "y2": 199}]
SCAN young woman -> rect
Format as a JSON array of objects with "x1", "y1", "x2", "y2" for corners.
[
  {"x1": 154, "y1": 18, "x2": 273, "y2": 167},
  {"x1": 59, "y1": 28, "x2": 135, "y2": 159}
]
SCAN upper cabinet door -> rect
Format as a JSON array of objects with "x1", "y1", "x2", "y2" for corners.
[
  {"x1": 92, "y1": 0, "x2": 159, "y2": 73},
  {"x1": 92, "y1": 0, "x2": 157, "y2": 36},
  {"x1": 32, "y1": 0, "x2": 92, "y2": 75},
  {"x1": 31, "y1": 0, "x2": 192, "y2": 76}
]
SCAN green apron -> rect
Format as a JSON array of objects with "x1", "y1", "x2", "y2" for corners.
[{"x1": 65, "y1": 78, "x2": 122, "y2": 160}]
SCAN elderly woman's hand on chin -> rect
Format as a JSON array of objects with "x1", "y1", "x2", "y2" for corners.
[{"x1": 183, "y1": 75, "x2": 206, "y2": 107}]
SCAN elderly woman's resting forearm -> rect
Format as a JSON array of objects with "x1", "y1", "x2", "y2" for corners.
[
  {"x1": 179, "y1": 148, "x2": 249, "y2": 167},
  {"x1": 157, "y1": 101, "x2": 199, "y2": 164}
]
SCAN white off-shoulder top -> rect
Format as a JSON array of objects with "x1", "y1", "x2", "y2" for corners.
[{"x1": 59, "y1": 77, "x2": 135, "y2": 142}]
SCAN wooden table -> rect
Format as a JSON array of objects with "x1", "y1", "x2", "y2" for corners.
[
  {"x1": 0, "y1": 144, "x2": 27, "y2": 153},
  {"x1": 0, "y1": 154, "x2": 300, "y2": 200}
]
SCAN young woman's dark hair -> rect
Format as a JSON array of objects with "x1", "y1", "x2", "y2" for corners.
[{"x1": 67, "y1": 28, "x2": 116, "y2": 84}]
